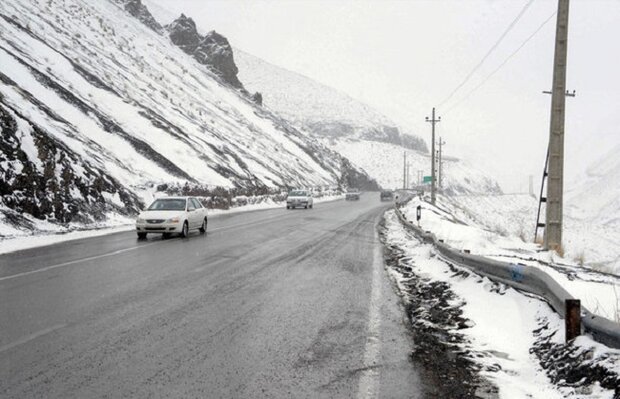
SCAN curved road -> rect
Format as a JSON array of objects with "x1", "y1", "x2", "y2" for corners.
[{"x1": 0, "y1": 194, "x2": 425, "y2": 398}]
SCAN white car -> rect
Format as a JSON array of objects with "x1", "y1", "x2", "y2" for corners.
[
  {"x1": 286, "y1": 190, "x2": 313, "y2": 209},
  {"x1": 136, "y1": 196, "x2": 208, "y2": 239}
]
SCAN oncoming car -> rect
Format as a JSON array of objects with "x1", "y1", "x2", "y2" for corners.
[
  {"x1": 380, "y1": 190, "x2": 394, "y2": 201},
  {"x1": 345, "y1": 188, "x2": 360, "y2": 201},
  {"x1": 286, "y1": 190, "x2": 313, "y2": 209},
  {"x1": 135, "y1": 196, "x2": 208, "y2": 239}
]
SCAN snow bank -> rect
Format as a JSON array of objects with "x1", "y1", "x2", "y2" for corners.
[{"x1": 401, "y1": 195, "x2": 620, "y2": 324}]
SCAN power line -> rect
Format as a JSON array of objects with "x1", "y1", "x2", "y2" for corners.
[
  {"x1": 444, "y1": 10, "x2": 556, "y2": 115},
  {"x1": 437, "y1": 0, "x2": 536, "y2": 108}
]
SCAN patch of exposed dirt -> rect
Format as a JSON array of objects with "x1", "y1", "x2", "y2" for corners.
[
  {"x1": 380, "y1": 219, "x2": 498, "y2": 398},
  {"x1": 532, "y1": 320, "x2": 620, "y2": 398}
]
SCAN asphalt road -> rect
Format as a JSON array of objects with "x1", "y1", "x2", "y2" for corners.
[{"x1": 0, "y1": 195, "x2": 425, "y2": 398}]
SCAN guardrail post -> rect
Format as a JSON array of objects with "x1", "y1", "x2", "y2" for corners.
[{"x1": 565, "y1": 299, "x2": 581, "y2": 342}]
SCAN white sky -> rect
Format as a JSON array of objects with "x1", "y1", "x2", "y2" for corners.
[{"x1": 146, "y1": 0, "x2": 620, "y2": 192}]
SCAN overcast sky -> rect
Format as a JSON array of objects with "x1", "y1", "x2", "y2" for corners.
[{"x1": 146, "y1": 0, "x2": 620, "y2": 191}]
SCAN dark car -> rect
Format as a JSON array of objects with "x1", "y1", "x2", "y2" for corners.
[
  {"x1": 380, "y1": 190, "x2": 394, "y2": 201},
  {"x1": 345, "y1": 188, "x2": 361, "y2": 201}
]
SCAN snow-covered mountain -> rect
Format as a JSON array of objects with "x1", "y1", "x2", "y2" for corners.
[
  {"x1": 235, "y1": 50, "x2": 499, "y2": 194},
  {"x1": 235, "y1": 49, "x2": 427, "y2": 153},
  {"x1": 326, "y1": 138, "x2": 501, "y2": 194},
  {"x1": 0, "y1": 0, "x2": 377, "y2": 234}
]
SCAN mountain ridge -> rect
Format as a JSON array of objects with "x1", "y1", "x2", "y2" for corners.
[
  {"x1": 234, "y1": 48, "x2": 428, "y2": 153},
  {"x1": 0, "y1": 0, "x2": 378, "y2": 234}
]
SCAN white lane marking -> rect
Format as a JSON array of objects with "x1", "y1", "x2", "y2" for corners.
[
  {"x1": 0, "y1": 241, "x2": 163, "y2": 283},
  {"x1": 0, "y1": 323, "x2": 66, "y2": 354},
  {"x1": 357, "y1": 230, "x2": 383, "y2": 399}
]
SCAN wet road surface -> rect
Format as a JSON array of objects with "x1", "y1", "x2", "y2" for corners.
[{"x1": 0, "y1": 195, "x2": 425, "y2": 398}]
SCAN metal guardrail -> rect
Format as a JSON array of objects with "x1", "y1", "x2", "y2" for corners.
[{"x1": 393, "y1": 197, "x2": 620, "y2": 349}]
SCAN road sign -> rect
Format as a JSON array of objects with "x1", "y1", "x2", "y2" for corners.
[{"x1": 423, "y1": 176, "x2": 433, "y2": 184}]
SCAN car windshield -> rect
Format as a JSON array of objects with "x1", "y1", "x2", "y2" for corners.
[
  {"x1": 289, "y1": 190, "x2": 307, "y2": 196},
  {"x1": 147, "y1": 199, "x2": 187, "y2": 211}
]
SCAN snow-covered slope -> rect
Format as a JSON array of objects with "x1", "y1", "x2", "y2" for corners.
[
  {"x1": 0, "y1": 0, "x2": 376, "y2": 234},
  {"x1": 234, "y1": 48, "x2": 502, "y2": 195},
  {"x1": 325, "y1": 138, "x2": 501, "y2": 194},
  {"x1": 566, "y1": 143, "x2": 620, "y2": 226},
  {"x1": 235, "y1": 49, "x2": 427, "y2": 152}
]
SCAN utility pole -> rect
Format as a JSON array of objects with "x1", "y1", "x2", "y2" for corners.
[
  {"x1": 544, "y1": 0, "x2": 570, "y2": 252},
  {"x1": 437, "y1": 138, "x2": 446, "y2": 189},
  {"x1": 403, "y1": 151, "x2": 407, "y2": 190},
  {"x1": 425, "y1": 108, "x2": 441, "y2": 205},
  {"x1": 406, "y1": 162, "x2": 411, "y2": 189},
  {"x1": 534, "y1": 91, "x2": 575, "y2": 242}
]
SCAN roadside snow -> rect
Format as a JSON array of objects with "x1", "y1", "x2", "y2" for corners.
[
  {"x1": 401, "y1": 195, "x2": 620, "y2": 322},
  {"x1": 0, "y1": 219, "x2": 134, "y2": 255},
  {"x1": 383, "y1": 210, "x2": 617, "y2": 398}
]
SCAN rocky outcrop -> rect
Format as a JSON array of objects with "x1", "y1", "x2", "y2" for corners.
[
  {"x1": 124, "y1": 0, "x2": 162, "y2": 33},
  {"x1": 0, "y1": 102, "x2": 142, "y2": 225},
  {"x1": 251, "y1": 92, "x2": 263, "y2": 106},
  {"x1": 167, "y1": 14, "x2": 243, "y2": 88},
  {"x1": 338, "y1": 157, "x2": 381, "y2": 191},
  {"x1": 195, "y1": 31, "x2": 242, "y2": 88},
  {"x1": 307, "y1": 121, "x2": 428, "y2": 153},
  {"x1": 167, "y1": 13, "x2": 200, "y2": 53},
  {"x1": 113, "y1": 0, "x2": 162, "y2": 33},
  {"x1": 401, "y1": 134, "x2": 428, "y2": 153}
]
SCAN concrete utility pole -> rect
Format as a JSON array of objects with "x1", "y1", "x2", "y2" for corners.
[
  {"x1": 425, "y1": 108, "x2": 441, "y2": 205},
  {"x1": 437, "y1": 138, "x2": 446, "y2": 189},
  {"x1": 544, "y1": 0, "x2": 570, "y2": 252},
  {"x1": 406, "y1": 163, "x2": 411, "y2": 189},
  {"x1": 403, "y1": 151, "x2": 407, "y2": 190}
]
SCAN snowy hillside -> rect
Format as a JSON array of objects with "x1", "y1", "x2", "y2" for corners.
[
  {"x1": 566, "y1": 143, "x2": 620, "y2": 226},
  {"x1": 431, "y1": 191, "x2": 620, "y2": 274},
  {"x1": 0, "y1": 0, "x2": 377, "y2": 235},
  {"x1": 234, "y1": 49, "x2": 427, "y2": 152},
  {"x1": 234, "y1": 48, "x2": 504, "y2": 195},
  {"x1": 325, "y1": 138, "x2": 501, "y2": 194}
]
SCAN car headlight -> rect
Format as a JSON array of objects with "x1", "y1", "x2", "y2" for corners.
[
  {"x1": 136, "y1": 218, "x2": 145, "y2": 223},
  {"x1": 166, "y1": 217, "x2": 180, "y2": 223}
]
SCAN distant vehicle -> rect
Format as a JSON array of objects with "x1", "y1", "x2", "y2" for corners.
[
  {"x1": 380, "y1": 190, "x2": 394, "y2": 201},
  {"x1": 135, "y1": 196, "x2": 207, "y2": 239},
  {"x1": 345, "y1": 188, "x2": 361, "y2": 201},
  {"x1": 286, "y1": 190, "x2": 313, "y2": 209}
]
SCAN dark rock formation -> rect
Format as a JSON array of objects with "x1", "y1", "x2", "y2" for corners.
[
  {"x1": 124, "y1": 0, "x2": 162, "y2": 33},
  {"x1": 0, "y1": 102, "x2": 142, "y2": 226},
  {"x1": 167, "y1": 15, "x2": 243, "y2": 88},
  {"x1": 306, "y1": 121, "x2": 428, "y2": 153},
  {"x1": 115, "y1": 0, "x2": 162, "y2": 33},
  {"x1": 251, "y1": 92, "x2": 263, "y2": 106},
  {"x1": 195, "y1": 31, "x2": 242, "y2": 88},
  {"x1": 338, "y1": 158, "x2": 381, "y2": 191},
  {"x1": 401, "y1": 133, "x2": 428, "y2": 153},
  {"x1": 167, "y1": 13, "x2": 200, "y2": 53}
]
